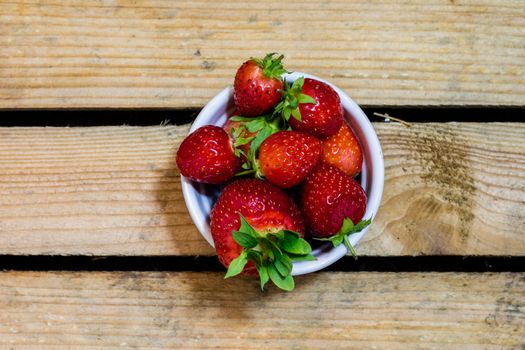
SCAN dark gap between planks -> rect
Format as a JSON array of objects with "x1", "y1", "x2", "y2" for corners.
[
  {"x1": 0, "y1": 256, "x2": 523, "y2": 273},
  {"x1": 0, "y1": 106, "x2": 523, "y2": 126}
]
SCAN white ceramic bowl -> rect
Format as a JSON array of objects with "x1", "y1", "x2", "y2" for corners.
[{"x1": 181, "y1": 72, "x2": 384, "y2": 275}]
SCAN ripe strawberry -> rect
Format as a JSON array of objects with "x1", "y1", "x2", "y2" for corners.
[
  {"x1": 233, "y1": 53, "x2": 287, "y2": 117},
  {"x1": 211, "y1": 179, "x2": 313, "y2": 291},
  {"x1": 301, "y1": 164, "x2": 370, "y2": 257},
  {"x1": 277, "y1": 77, "x2": 343, "y2": 139},
  {"x1": 258, "y1": 131, "x2": 322, "y2": 188},
  {"x1": 176, "y1": 125, "x2": 240, "y2": 184},
  {"x1": 321, "y1": 121, "x2": 363, "y2": 177}
]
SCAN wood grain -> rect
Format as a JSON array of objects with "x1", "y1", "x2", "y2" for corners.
[
  {"x1": 1, "y1": 0, "x2": 524, "y2": 108},
  {"x1": 363, "y1": 122, "x2": 525, "y2": 255},
  {"x1": 0, "y1": 122, "x2": 523, "y2": 256},
  {"x1": 0, "y1": 271, "x2": 523, "y2": 349}
]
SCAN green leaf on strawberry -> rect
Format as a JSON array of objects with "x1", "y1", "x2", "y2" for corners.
[
  {"x1": 232, "y1": 231, "x2": 258, "y2": 249},
  {"x1": 244, "y1": 119, "x2": 266, "y2": 133},
  {"x1": 230, "y1": 114, "x2": 281, "y2": 178},
  {"x1": 274, "y1": 77, "x2": 316, "y2": 123},
  {"x1": 238, "y1": 214, "x2": 257, "y2": 237},
  {"x1": 288, "y1": 253, "x2": 316, "y2": 262},
  {"x1": 229, "y1": 116, "x2": 255, "y2": 122},
  {"x1": 255, "y1": 264, "x2": 269, "y2": 290},
  {"x1": 274, "y1": 254, "x2": 292, "y2": 277},
  {"x1": 225, "y1": 213, "x2": 315, "y2": 291},
  {"x1": 234, "y1": 136, "x2": 254, "y2": 147},
  {"x1": 224, "y1": 251, "x2": 248, "y2": 278},
  {"x1": 268, "y1": 262, "x2": 294, "y2": 292},
  {"x1": 314, "y1": 217, "x2": 372, "y2": 260},
  {"x1": 250, "y1": 52, "x2": 289, "y2": 80},
  {"x1": 237, "y1": 126, "x2": 275, "y2": 177},
  {"x1": 278, "y1": 230, "x2": 311, "y2": 255}
]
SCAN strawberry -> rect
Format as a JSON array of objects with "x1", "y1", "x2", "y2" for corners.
[
  {"x1": 321, "y1": 121, "x2": 363, "y2": 177},
  {"x1": 176, "y1": 125, "x2": 240, "y2": 184},
  {"x1": 301, "y1": 163, "x2": 370, "y2": 257},
  {"x1": 211, "y1": 179, "x2": 314, "y2": 291},
  {"x1": 234, "y1": 53, "x2": 287, "y2": 117},
  {"x1": 277, "y1": 77, "x2": 343, "y2": 139},
  {"x1": 258, "y1": 130, "x2": 322, "y2": 188}
]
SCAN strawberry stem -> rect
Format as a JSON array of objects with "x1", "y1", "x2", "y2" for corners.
[
  {"x1": 343, "y1": 235, "x2": 358, "y2": 260},
  {"x1": 313, "y1": 217, "x2": 372, "y2": 259}
]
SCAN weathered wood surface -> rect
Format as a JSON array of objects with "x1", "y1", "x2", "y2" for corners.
[
  {"x1": 0, "y1": 122, "x2": 523, "y2": 256},
  {"x1": 1, "y1": 0, "x2": 525, "y2": 108},
  {"x1": 0, "y1": 271, "x2": 523, "y2": 349}
]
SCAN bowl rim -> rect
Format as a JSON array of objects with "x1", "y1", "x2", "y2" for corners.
[{"x1": 181, "y1": 72, "x2": 384, "y2": 275}]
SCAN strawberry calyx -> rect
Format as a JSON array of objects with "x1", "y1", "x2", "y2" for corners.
[
  {"x1": 314, "y1": 217, "x2": 372, "y2": 260},
  {"x1": 229, "y1": 115, "x2": 281, "y2": 178},
  {"x1": 225, "y1": 213, "x2": 315, "y2": 291},
  {"x1": 274, "y1": 77, "x2": 316, "y2": 123},
  {"x1": 251, "y1": 52, "x2": 289, "y2": 80}
]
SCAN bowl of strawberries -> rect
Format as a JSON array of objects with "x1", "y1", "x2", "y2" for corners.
[{"x1": 177, "y1": 53, "x2": 384, "y2": 291}]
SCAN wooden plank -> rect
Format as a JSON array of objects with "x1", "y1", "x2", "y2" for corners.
[
  {"x1": 0, "y1": 271, "x2": 522, "y2": 349},
  {"x1": 364, "y1": 122, "x2": 525, "y2": 255},
  {"x1": 1, "y1": 0, "x2": 524, "y2": 109},
  {"x1": 0, "y1": 122, "x2": 523, "y2": 256}
]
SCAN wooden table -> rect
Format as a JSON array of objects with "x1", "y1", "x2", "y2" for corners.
[{"x1": 1, "y1": 1, "x2": 524, "y2": 348}]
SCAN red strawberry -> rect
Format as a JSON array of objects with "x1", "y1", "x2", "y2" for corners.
[
  {"x1": 233, "y1": 53, "x2": 287, "y2": 117},
  {"x1": 176, "y1": 125, "x2": 240, "y2": 184},
  {"x1": 258, "y1": 130, "x2": 322, "y2": 188},
  {"x1": 301, "y1": 163, "x2": 370, "y2": 257},
  {"x1": 277, "y1": 77, "x2": 343, "y2": 139},
  {"x1": 322, "y1": 121, "x2": 363, "y2": 177},
  {"x1": 211, "y1": 179, "x2": 313, "y2": 291}
]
